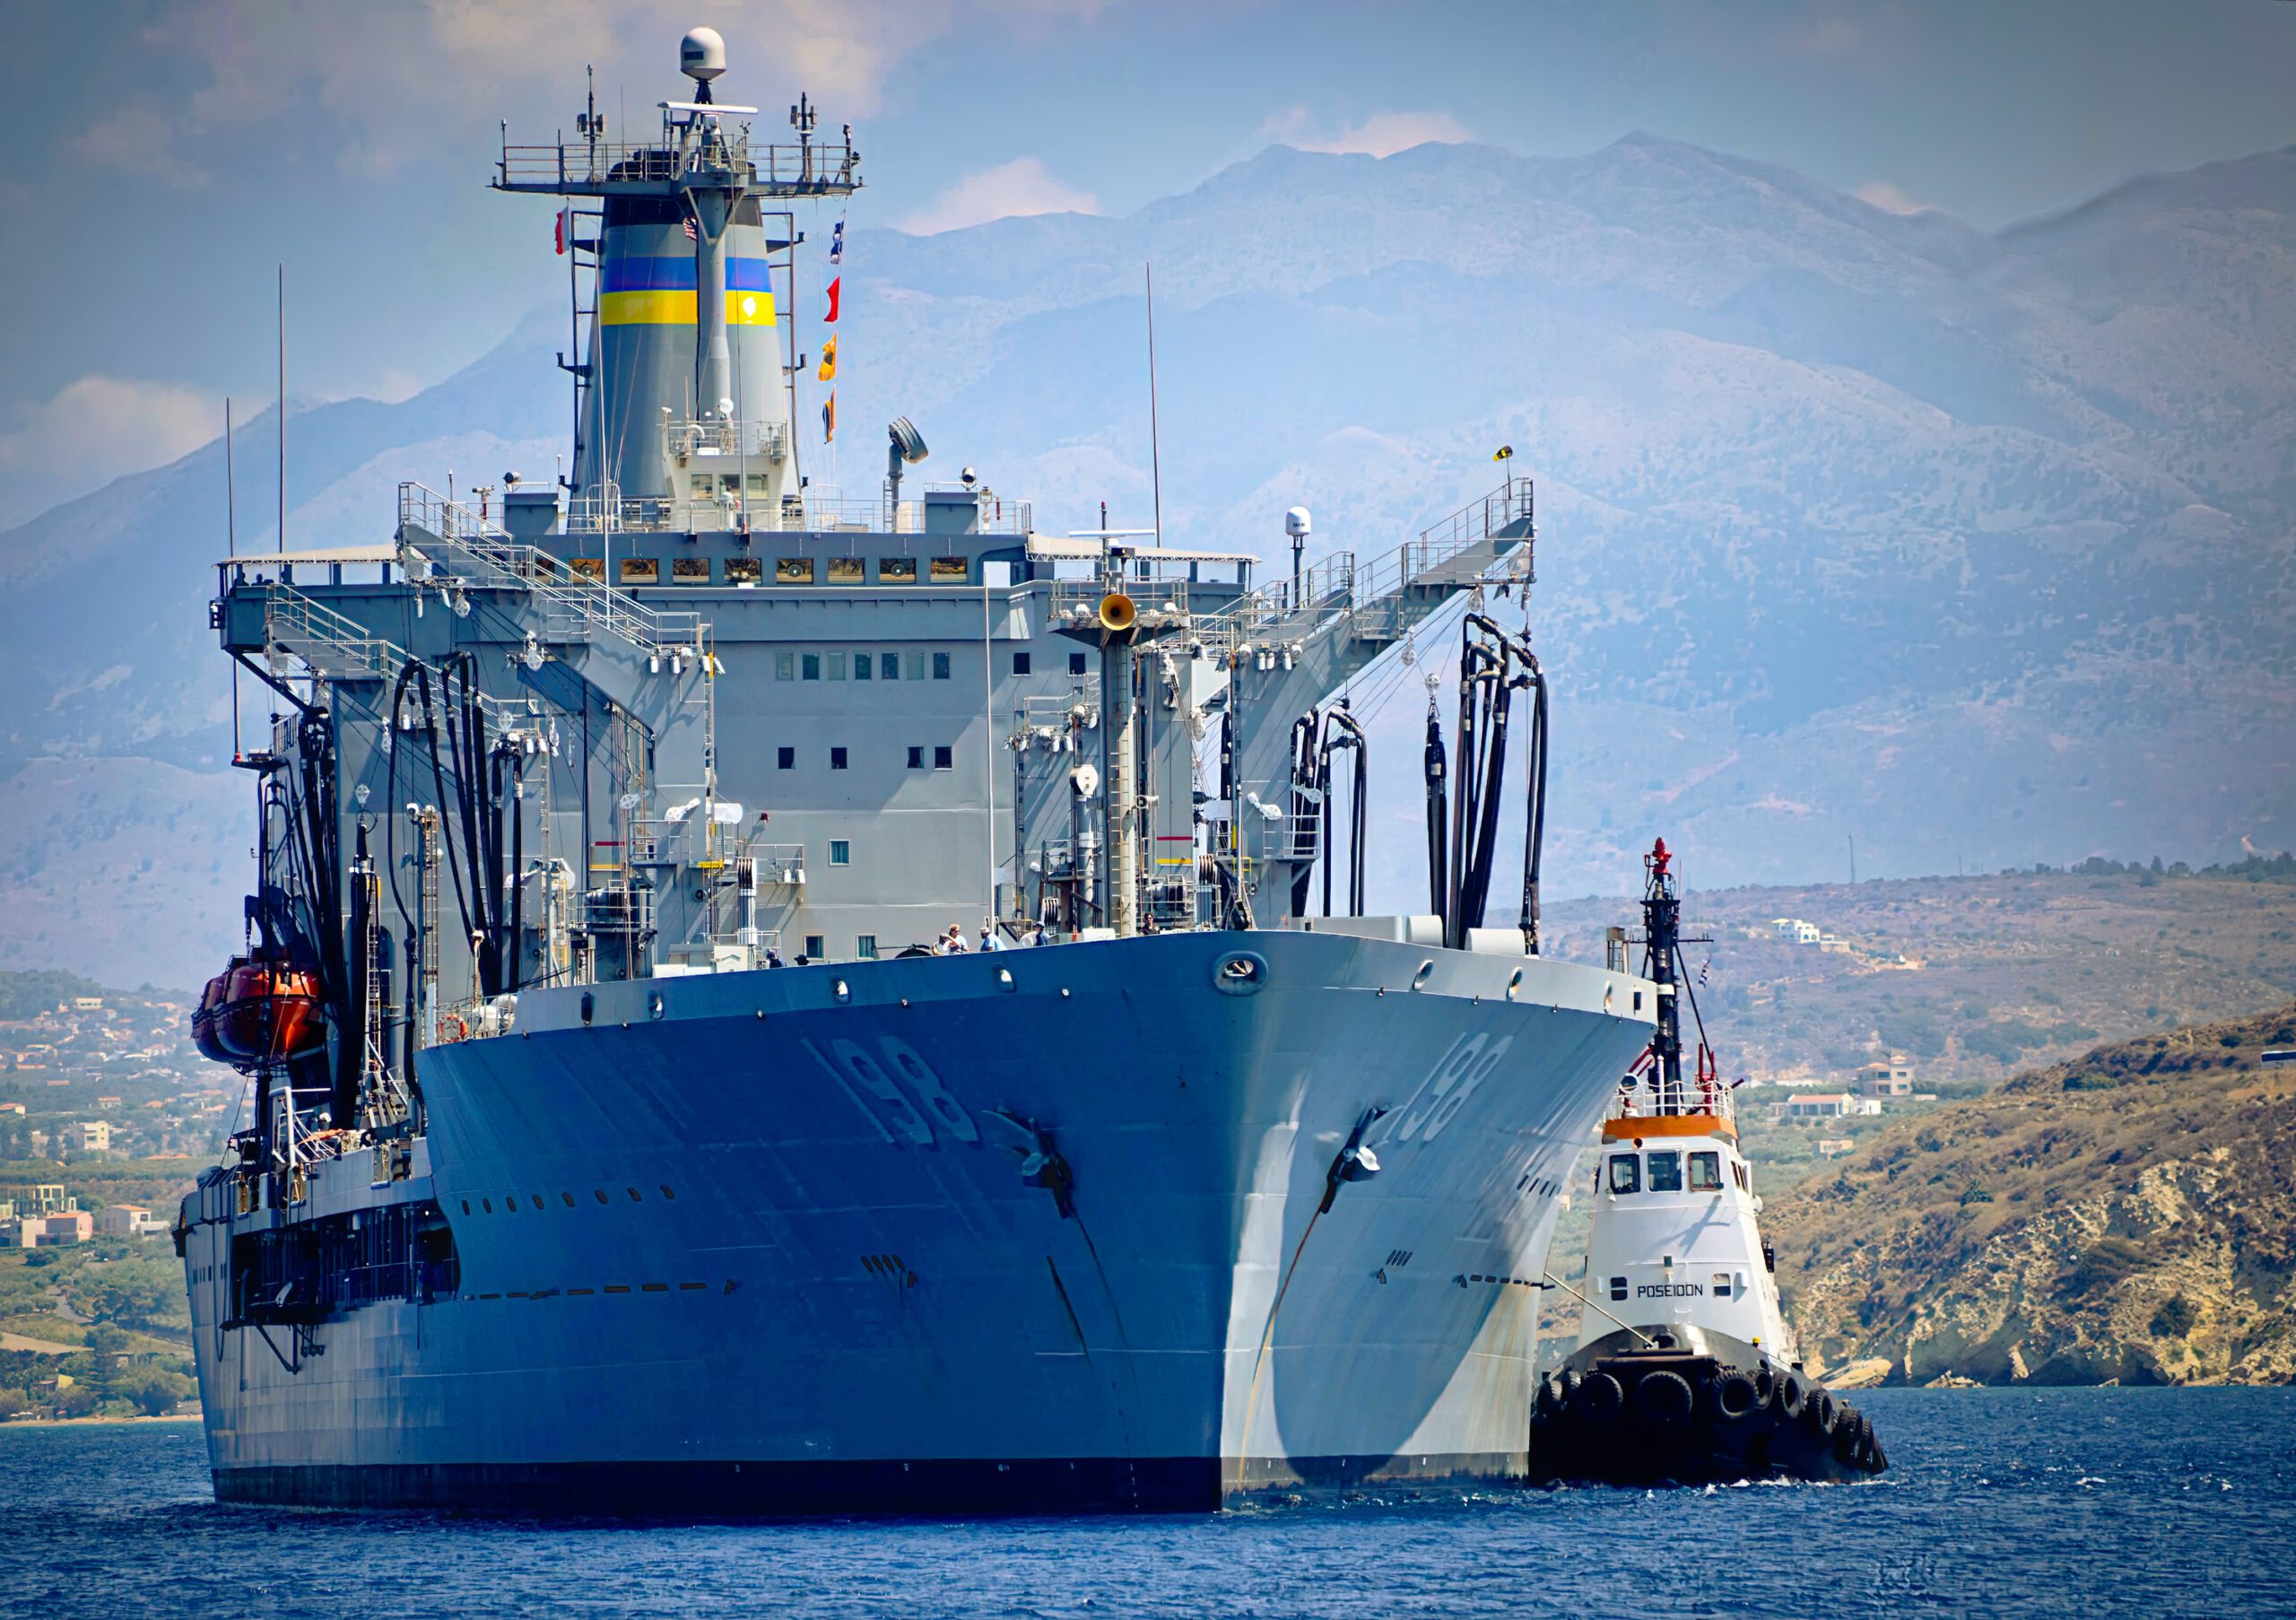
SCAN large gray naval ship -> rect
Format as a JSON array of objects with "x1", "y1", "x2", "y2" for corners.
[{"x1": 176, "y1": 27, "x2": 1657, "y2": 1513}]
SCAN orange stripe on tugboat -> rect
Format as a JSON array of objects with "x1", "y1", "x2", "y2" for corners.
[{"x1": 1602, "y1": 1113, "x2": 1736, "y2": 1142}]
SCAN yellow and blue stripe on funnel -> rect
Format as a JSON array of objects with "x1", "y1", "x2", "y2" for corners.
[{"x1": 599, "y1": 257, "x2": 777, "y2": 326}]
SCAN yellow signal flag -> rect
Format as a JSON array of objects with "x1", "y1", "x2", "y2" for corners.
[
  {"x1": 817, "y1": 335, "x2": 838, "y2": 382},
  {"x1": 1492, "y1": 444, "x2": 1514, "y2": 461}
]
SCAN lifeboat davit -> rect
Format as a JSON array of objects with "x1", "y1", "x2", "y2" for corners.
[{"x1": 189, "y1": 956, "x2": 326, "y2": 1071}]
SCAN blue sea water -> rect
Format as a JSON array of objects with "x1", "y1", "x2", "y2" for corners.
[{"x1": 0, "y1": 1389, "x2": 2287, "y2": 1619}]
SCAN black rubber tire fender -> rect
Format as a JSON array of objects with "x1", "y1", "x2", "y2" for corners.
[
  {"x1": 1805, "y1": 1387, "x2": 1837, "y2": 1435},
  {"x1": 1833, "y1": 1408, "x2": 1863, "y2": 1462},
  {"x1": 1774, "y1": 1372, "x2": 1805, "y2": 1420},
  {"x1": 1578, "y1": 1371, "x2": 1625, "y2": 1421},
  {"x1": 1535, "y1": 1376, "x2": 1562, "y2": 1421},
  {"x1": 1638, "y1": 1369, "x2": 1695, "y2": 1424},
  {"x1": 1752, "y1": 1365, "x2": 1775, "y2": 1404},
  {"x1": 1712, "y1": 1370, "x2": 1763, "y2": 1422}
]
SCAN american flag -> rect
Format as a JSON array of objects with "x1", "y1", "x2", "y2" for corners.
[{"x1": 683, "y1": 216, "x2": 698, "y2": 241}]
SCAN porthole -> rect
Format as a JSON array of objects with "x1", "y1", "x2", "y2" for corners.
[
  {"x1": 594, "y1": 1189, "x2": 609, "y2": 1205},
  {"x1": 460, "y1": 1200, "x2": 470, "y2": 1215},
  {"x1": 1506, "y1": 968, "x2": 1523, "y2": 1003},
  {"x1": 627, "y1": 1188, "x2": 643, "y2": 1202},
  {"x1": 561, "y1": 1192, "x2": 576, "y2": 1207},
  {"x1": 996, "y1": 967, "x2": 1014, "y2": 991},
  {"x1": 1411, "y1": 960, "x2": 1435, "y2": 992},
  {"x1": 833, "y1": 980, "x2": 851, "y2": 1004},
  {"x1": 532, "y1": 1196, "x2": 545, "y2": 1211},
  {"x1": 483, "y1": 1198, "x2": 493, "y2": 1214},
  {"x1": 648, "y1": 990, "x2": 666, "y2": 1021},
  {"x1": 659, "y1": 1185, "x2": 676, "y2": 1200}
]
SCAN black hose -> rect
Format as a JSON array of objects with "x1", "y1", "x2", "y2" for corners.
[
  {"x1": 506, "y1": 748, "x2": 526, "y2": 994},
  {"x1": 1423, "y1": 697, "x2": 1448, "y2": 921},
  {"x1": 1287, "y1": 710, "x2": 1318, "y2": 918},
  {"x1": 1518, "y1": 666, "x2": 1548, "y2": 954}
]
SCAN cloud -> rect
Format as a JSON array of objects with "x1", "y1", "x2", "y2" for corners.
[
  {"x1": 0, "y1": 376, "x2": 222, "y2": 527},
  {"x1": 1261, "y1": 108, "x2": 1471, "y2": 159},
  {"x1": 1853, "y1": 180, "x2": 1932, "y2": 216},
  {"x1": 1780, "y1": 14, "x2": 1864, "y2": 56},
  {"x1": 898, "y1": 157, "x2": 1099, "y2": 235},
  {"x1": 127, "y1": 2, "x2": 1113, "y2": 178},
  {"x1": 73, "y1": 107, "x2": 208, "y2": 188}
]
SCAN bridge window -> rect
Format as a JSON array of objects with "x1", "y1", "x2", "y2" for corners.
[
  {"x1": 1648, "y1": 1151, "x2": 1683, "y2": 1192},
  {"x1": 933, "y1": 652, "x2": 952, "y2": 680},
  {"x1": 1069, "y1": 652, "x2": 1087, "y2": 675},
  {"x1": 879, "y1": 558, "x2": 918, "y2": 584},
  {"x1": 934, "y1": 745, "x2": 952, "y2": 771},
  {"x1": 1608, "y1": 1276, "x2": 1628, "y2": 1302},
  {"x1": 882, "y1": 653, "x2": 900, "y2": 680},
  {"x1": 908, "y1": 651, "x2": 926, "y2": 681},
  {"x1": 857, "y1": 936, "x2": 878, "y2": 960},
  {"x1": 1690, "y1": 1152, "x2": 1722, "y2": 1191},
  {"x1": 831, "y1": 747, "x2": 848, "y2": 770},
  {"x1": 777, "y1": 747, "x2": 795, "y2": 771},
  {"x1": 802, "y1": 653, "x2": 821, "y2": 680},
  {"x1": 827, "y1": 651, "x2": 848, "y2": 680},
  {"x1": 854, "y1": 649, "x2": 873, "y2": 681},
  {"x1": 777, "y1": 558, "x2": 814, "y2": 585},
  {"x1": 775, "y1": 651, "x2": 794, "y2": 680},
  {"x1": 1713, "y1": 1273, "x2": 1734, "y2": 1298},
  {"x1": 1013, "y1": 651, "x2": 1031, "y2": 675},
  {"x1": 804, "y1": 935, "x2": 824, "y2": 959},
  {"x1": 829, "y1": 840, "x2": 850, "y2": 867},
  {"x1": 908, "y1": 746, "x2": 925, "y2": 769},
  {"x1": 1606, "y1": 1154, "x2": 1639, "y2": 1195}
]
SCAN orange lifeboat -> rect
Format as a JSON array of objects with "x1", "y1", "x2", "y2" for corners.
[{"x1": 191, "y1": 958, "x2": 327, "y2": 1071}]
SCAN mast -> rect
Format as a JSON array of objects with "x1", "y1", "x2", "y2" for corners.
[{"x1": 1641, "y1": 837, "x2": 1684, "y2": 1114}]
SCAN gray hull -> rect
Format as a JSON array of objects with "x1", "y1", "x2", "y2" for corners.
[{"x1": 184, "y1": 931, "x2": 1650, "y2": 1512}]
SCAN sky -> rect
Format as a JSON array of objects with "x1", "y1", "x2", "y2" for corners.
[{"x1": 0, "y1": 0, "x2": 2290, "y2": 527}]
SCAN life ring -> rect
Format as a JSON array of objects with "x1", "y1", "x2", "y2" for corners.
[
  {"x1": 1637, "y1": 1370, "x2": 1694, "y2": 1425},
  {"x1": 438, "y1": 1013, "x2": 469, "y2": 1043},
  {"x1": 1577, "y1": 1371, "x2": 1624, "y2": 1421},
  {"x1": 1712, "y1": 1370, "x2": 1762, "y2": 1422}
]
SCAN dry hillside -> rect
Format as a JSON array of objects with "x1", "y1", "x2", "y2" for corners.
[{"x1": 1765, "y1": 1003, "x2": 2296, "y2": 1385}]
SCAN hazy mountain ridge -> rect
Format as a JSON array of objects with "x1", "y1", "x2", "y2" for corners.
[{"x1": 0, "y1": 134, "x2": 2290, "y2": 983}]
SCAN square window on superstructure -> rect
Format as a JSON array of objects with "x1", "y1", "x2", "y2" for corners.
[
  {"x1": 728, "y1": 559, "x2": 763, "y2": 586},
  {"x1": 879, "y1": 557, "x2": 918, "y2": 584},
  {"x1": 802, "y1": 653, "x2": 821, "y2": 681},
  {"x1": 775, "y1": 651, "x2": 794, "y2": 680},
  {"x1": 929, "y1": 556, "x2": 969, "y2": 584},
  {"x1": 829, "y1": 840, "x2": 851, "y2": 867},
  {"x1": 856, "y1": 936, "x2": 878, "y2": 960},
  {"x1": 932, "y1": 652, "x2": 951, "y2": 680},
  {"x1": 831, "y1": 746, "x2": 848, "y2": 770},
  {"x1": 1609, "y1": 1276, "x2": 1628, "y2": 1302},
  {"x1": 804, "y1": 935, "x2": 825, "y2": 960},
  {"x1": 1647, "y1": 1151, "x2": 1683, "y2": 1193},
  {"x1": 907, "y1": 651, "x2": 925, "y2": 681},
  {"x1": 933, "y1": 745, "x2": 952, "y2": 771},
  {"x1": 1069, "y1": 652, "x2": 1087, "y2": 675},
  {"x1": 777, "y1": 746, "x2": 795, "y2": 771},
  {"x1": 854, "y1": 650, "x2": 872, "y2": 681},
  {"x1": 1689, "y1": 1152, "x2": 1722, "y2": 1192},
  {"x1": 672, "y1": 557, "x2": 710, "y2": 585},
  {"x1": 907, "y1": 746, "x2": 925, "y2": 770},
  {"x1": 777, "y1": 557, "x2": 814, "y2": 585},
  {"x1": 828, "y1": 557, "x2": 865, "y2": 584},
  {"x1": 619, "y1": 557, "x2": 660, "y2": 585},
  {"x1": 1012, "y1": 651, "x2": 1031, "y2": 675},
  {"x1": 1607, "y1": 1154, "x2": 1639, "y2": 1195},
  {"x1": 882, "y1": 652, "x2": 900, "y2": 681},
  {"x1": 827, "y1": 651, "x2": 847, "y2": 680},
  {"x1": 1712, "y1": 1273, "x2": 1734, "y2": 1298}
]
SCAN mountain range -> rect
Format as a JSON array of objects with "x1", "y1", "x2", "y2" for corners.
[{"x1": 2, "y1": 132, "x2": 2290, "y2": 988}]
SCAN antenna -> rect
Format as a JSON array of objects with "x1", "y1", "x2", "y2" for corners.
[
  {"x1": 225, "y1": 396, "x2": 241, "y2": 762},
  {"x1": 275, "y1": 263, "x2": 286, "y2": 554},
  {"x1": 1145, "y1": 264, "x2": 1163, "y2": 546}
]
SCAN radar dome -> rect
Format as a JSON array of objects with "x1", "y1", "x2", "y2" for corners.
[
  {"x1": 1284, "y1": 506, "x2": 1312, "y2": 538},
  {"x1": 681, "y1": 27, "x2": 727, "y2": 83}
]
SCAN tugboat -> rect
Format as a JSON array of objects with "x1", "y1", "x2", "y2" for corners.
[{"x1": 1530, "y1": 839, "x2": 1888, "y2": 1485}]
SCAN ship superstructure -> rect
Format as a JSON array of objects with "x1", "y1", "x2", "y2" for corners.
[{"x1": 177, "y1": 29, "x2": 1658, "y2": 1513}]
